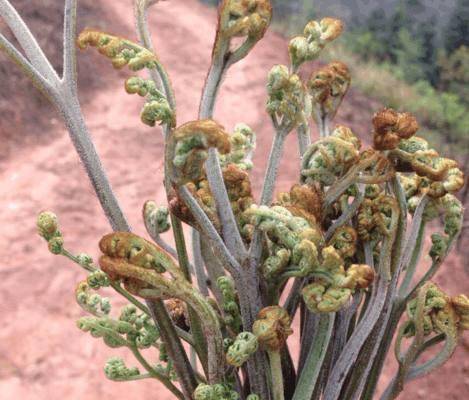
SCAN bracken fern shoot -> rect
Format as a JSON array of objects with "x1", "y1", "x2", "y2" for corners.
[{"x1": 1, "y1": 1, "x2": 467, "y2": 399}]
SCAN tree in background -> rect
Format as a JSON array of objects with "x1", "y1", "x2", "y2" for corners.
[
  {"x1": 418, "y1": 15, "x2": 438, "y2": 85},
  {"x1": 439, "y1": 46, "x2": 469, "y2": 104},
  {"x1": 444, "y1": 0, "x2": 469, "y2": 54}
]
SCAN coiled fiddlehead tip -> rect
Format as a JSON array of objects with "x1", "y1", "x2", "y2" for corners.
[
  {"x1": 253, "y1": 306, "x2": 293, "y2": 351},
  {"x1": 194, "y1": 383, "x2": 240, "y2": 400},
  {"x1": 143, "y1": 201, "x2": 171, "y2": 234},
  {"x1": 104, "y1": 357, "x2": 140, "y2": 381},
  {"x1": 226, "y1": 332, "x2": 259, "y2": 367},
  {"x1": 219, "y1": 0, "x2": 272, "y2": 41},
  {"x1": 37, "y1": 211, "x2": 59, "y2": 240},
  {"x1": 451, "y1": 295, "x2": 469, "y2": 331},
  {"x1": 372, "y1": 108, "x2": 419, "y2": 150},
  {"x1": 345, "y1": 264, "x2": 375, "y2": 289},
  {"x1": 170, "y1": 119, "x2": 231, "y2": 184},
  {"x1": 308, "y1": 62, "x2": 351, "y2": 117},
  {"x1": 304, "y1": 18, "x2": 344, "y2": 43},
  {"x1": 77, "y1": 28, "x2": 158, "y2": 71}
]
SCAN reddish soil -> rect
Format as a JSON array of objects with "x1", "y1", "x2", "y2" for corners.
[{"x1": 0, "y1": 1, "x2": 467, "y2": 399}]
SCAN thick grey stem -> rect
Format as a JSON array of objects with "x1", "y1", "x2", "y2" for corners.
[
  {"x1": 205, "y1": 148, "x2": 247, "y2": 262},
  {"x1": 63, "y1": 0, "x2": 78, "y2": 88},
  {"x1": 260, "y1": 132, "x2": 287, "y2": 205},
  {"x1": 56, "y1": 91, "x2": 130, "y2": 231},
  {"x1": 192, "y1": 230, "x2": 209, "y2": 296},
  {"x1": 0, "y1": 0, "x2": 57, "y2": 79},
  {"x1": 297, "y1": 123, "x2": 311, "y2": 158}
]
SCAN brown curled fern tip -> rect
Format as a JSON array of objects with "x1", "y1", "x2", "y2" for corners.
[
  {"x1": 276, "y1": 184, "x2": 324, "y2": 225},
  {"x1": 253, "y1": 306, "x2": 293, "y2": 351},
  {"x1": 372, "y1": 108, "x2": 419, "y2": 151},
  {"x1": 308, "y1": 61, "x2": 351, "y2": 120},
  {"x1": 168, "y1": 119, "x2": 231, "y2": 184},
  {"x1": 214, "y1": 0, "x2": 272, "y2": 58}
]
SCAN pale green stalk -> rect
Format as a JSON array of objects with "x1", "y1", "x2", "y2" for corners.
[{"x1": 293, "y1": 313, "x2": 335, "y2": 400}]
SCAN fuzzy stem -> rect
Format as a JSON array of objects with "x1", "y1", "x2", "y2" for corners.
[
  {"x1": 205, "y1": 148, "x2": 247, "y2": 262},
  {"x1": 130, "y1": 345, "x2": 185, "y2": 400},
  {"x1": 268, "y1": 350, "x2": 285, "y2": 400},
  {"x1": 398, "y1": 222, "x2": 426, "y2": 297},
  {"x1": 1, "y1": 2, "x2": 197, "y2": 396},
  {"x1": 147, "y1": 301, "x2": 198, "y2": 397},
  {"x1": 192, "y1": 230, "x2": 209, "y2": 296},
  {"x1": 293, "y1": 313, "x2": 335, "y2": 400},
  {"x1": 134, "y1": 0, "x2": 176, "y2": 114},
  {"x1": 0, "y1": 0, "x2": 58, "y2": 80},
  {"x1": 325, "y1": 188, "x2": 364, "y2": 241},
  {"x1": 323, "y1": 201, "x2": 399, "y2": 400},
  {"x1": 63, "y1": 0, "x2": 78, "y2": 88},
  {"x1": 0, "y1": 32, "x2": 55, "y2": 100},
  {"x1": 260, "y1": 130, "x2": 288, "y2": 205},
  {"x1": 199, "y1": 50, "x2": 228, "y2": 118},
  {"x1": 171, "y1": 214, "x2": 209, "y2": 378},
  {"x1": 297, "y1": 123, "x2": 311, "y2": 158},
  {"x1": 56, "y1": 93, "x2": 131, "y2": 231},
  {"x1": 144, "y1": 220, "x2": 178, "y2": 259}
]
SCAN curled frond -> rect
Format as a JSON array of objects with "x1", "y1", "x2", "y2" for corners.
[
  {"x1": 214, "y1": 0, "x2": 272, "y2": 59},
  {"x1": 220, "y1": 123, "x2": 256, "y2": 170},
  {"x1": 357, "y1": 194, "x2": 399, "y2": 241},
  {"x1": 390, "y1": 136, "x2": 464, "y2": 198},
  {"x1": 253, "y1": 306, "x2": 293, "y2": 351},
  {"x1": 76, "y1": 280, "x2": 111, "y2": 316},
  {"x1": 276, "y1": 184, "x2": 324, "y2": 225},
  {"x1": 372, "y1": 108, "x2": 419, "y2": 150},
  {"x1": 87, "y1": 270, "x2": 111, "y2": 289},
  {"x1": 302, "y1": 126, "x2": 361, "y2": 187},
  {"x1": 99, "y1": 232, "x2": 181, "y2": 278},
  {"x1": 194, "y1": 383, "x2": 240, "y2": 400},
  {"x1": 76, "y1": 316, "x2": 133, "y2": 348},
  {"x1": 308, "y1": 62, "x2": 351, "y2": 121},
  {"x1": 143, "y1": 201, "x2": 171, "y2": 235},
  {"x1": 168, "y1": 120, "x2": 231, "y2": 184},
  {"x1": 328, "y1": 226, "x2": 357, "y2": 260},
  {"x1": 302, "y1": 283, "x2": 352, "y2": 313},
  {"x1": 403, "y1": 283, "x2": 465, "y2": 338},
  {"x1": 77, "y1": 29, "x2": 158, "y2": 71},
  {"x1": 266, "y1": 65, "x2": 309, "y2": 129},
  {"x1": 125, "y1": 77, "x2": 175, "y2": 127},
  {"x1": 104, "y1": 357, "x2": 140, "y2": 381},
  {"x1": 289, "y1": 18, "x2": 344, "y2": 69},
  {"x1": 37, "y1": 211, "x2": 65, "y2": 254},
  {"x1": 217, "y1": 276, "x2": 242, "y2": 332},
  {"x1": 36, "y1": 211, "x2": 59, "y2": 240},
  {"x1": 226, "y1": 332, "x2": 259, "y2": 367},
  {"x1": 304, "y1": 17, "x2": 344, "y2": 43}
]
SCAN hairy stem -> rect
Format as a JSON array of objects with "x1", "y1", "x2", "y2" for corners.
[
  {"x1": 0, "y1": 0, "x2": 58, "y2": 79},
  {"x1": 293, "y1": 313, "x2": 335, "y2": 400},
  {"x1": 268, "y1": 350, "x2": 285, "y2": 400},
  {"x1": 130, "y1": 345, "x2": 185, "y2": 400}
]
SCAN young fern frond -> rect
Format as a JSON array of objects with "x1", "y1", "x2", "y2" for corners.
[{"x1": 2, "y1": 1, "x2": 467, "y2": 399}]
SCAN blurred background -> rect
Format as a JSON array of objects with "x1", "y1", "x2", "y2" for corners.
[{"x1": 0, "y1": 0, "x2": 467, "y2": 399}]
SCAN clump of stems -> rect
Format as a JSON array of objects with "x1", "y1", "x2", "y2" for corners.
[{"x1": 1, "y1": 1, "x2": 467, "y2": 400}]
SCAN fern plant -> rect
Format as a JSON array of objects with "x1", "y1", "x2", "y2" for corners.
[{"x1": 1, "y1": 1, "x2": 467, "y2": 399}]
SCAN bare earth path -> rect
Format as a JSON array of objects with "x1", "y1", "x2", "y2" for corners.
[{"x1": 0, "y1": 1, "x2": 467, "y2": 399}]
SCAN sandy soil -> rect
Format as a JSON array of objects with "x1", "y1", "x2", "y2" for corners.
[{"x1": 0, "y1": 1, "x2": 467, "y2": 399}]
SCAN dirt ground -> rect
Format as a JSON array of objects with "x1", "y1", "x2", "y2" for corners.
[{"x1": 0, "y1": 1, "x2": 467, "y2": 399}]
